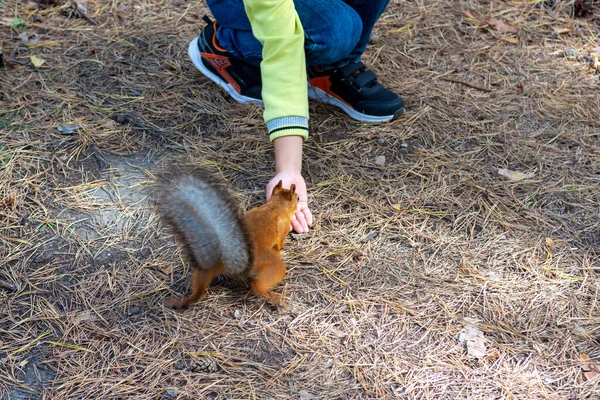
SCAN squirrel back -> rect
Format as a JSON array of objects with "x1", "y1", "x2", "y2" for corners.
[{"x1": 153, "y1": 169, "x2": 251, "y2": 275}]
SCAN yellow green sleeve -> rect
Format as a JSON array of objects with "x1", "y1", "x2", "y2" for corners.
[{"x1": 242, "y1": 0, "x2": 309, "y2": 141}]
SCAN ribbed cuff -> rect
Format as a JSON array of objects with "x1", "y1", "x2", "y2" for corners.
[{"x1": 267, "y1": 116, "x2": 309, "y2": 142}]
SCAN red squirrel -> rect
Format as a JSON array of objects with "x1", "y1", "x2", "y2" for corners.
[{"x1": 154, "y1": 169, "x2": 298, "y2": 308}]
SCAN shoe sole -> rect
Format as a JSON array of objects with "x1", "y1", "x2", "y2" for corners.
[
  {"x1": 188, "y1": 37, "x2": 264, "y2": 106},
  {"x1": 308, "y1": 86, "x2": 404, "y2": 123}
]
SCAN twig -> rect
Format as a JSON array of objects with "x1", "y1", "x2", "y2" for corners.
[
  {"x1": 347, "y1": 161, "x2": 382, "y2": 170},
  {"x1": 440, "y1": 77, "x2": 492, "y2": 92},
  {"x1": 76, "y1": 4, "x2": 98, "y2": 25}
]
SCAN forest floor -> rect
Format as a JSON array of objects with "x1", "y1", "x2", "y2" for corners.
[{"x1": 1, "y1": 0, "x2": 599, "y2": 398}]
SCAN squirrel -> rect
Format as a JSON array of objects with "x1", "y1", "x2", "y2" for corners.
[{"x1": 153, "y1": 168, "x2": 298, "y2": 309}]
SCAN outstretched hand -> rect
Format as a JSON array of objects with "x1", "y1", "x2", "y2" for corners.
[{"x1": 266, "y1": 171, "x2": 312, "y2": 234}]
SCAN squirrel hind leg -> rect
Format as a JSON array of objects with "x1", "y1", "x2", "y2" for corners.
[
  {"x1": 249, "y1": 257, "x2": 288, "y2": 308},
  {"x1": 166, "y1": 264, "x2": 224, "y2": 309}
]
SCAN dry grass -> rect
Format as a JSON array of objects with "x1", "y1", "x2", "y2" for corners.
[{"x1": 1, "y1": 0, "x2": 600, "y2": 398}]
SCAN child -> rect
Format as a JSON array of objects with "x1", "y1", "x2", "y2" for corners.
[{"x1": 188, "y1": 0, "x2": 404, "y2": 234}]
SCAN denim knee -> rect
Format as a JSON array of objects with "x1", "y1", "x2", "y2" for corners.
[{"x1": 303, "y1": 7, "x2": 362, "y2": 67}]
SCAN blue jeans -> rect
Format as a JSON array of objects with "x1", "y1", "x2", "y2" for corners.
[{"x1": 206, "y1": 0, "x2": 390, "y2": 69}]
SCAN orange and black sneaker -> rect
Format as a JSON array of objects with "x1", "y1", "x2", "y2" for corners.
[
  {"x1": 188, "y1": 16, "x2": 263, "y2": 105},
  {"x1": 308, "y1": 62, "x2": 404, "y2": 122}
]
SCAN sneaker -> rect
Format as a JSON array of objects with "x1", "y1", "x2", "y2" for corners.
[
  {"x1": 308, "y1": 62, "x2": 404, "y2": 122},
  {"x1": 188, "y1": 16, "x2": 263, "y2": 105}
]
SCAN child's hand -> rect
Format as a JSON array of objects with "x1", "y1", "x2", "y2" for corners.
[{"x1": 266, "y1": 171, "x2": 312, "y2": 234}]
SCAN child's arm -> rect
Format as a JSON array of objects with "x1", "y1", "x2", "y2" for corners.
[
  {"x1": 243, "y1": 0, "x2": 312, "y2": 233},
  {"x1": 243, "y1": 0, "x2": 309, "y2": 142},
  {"x1": 266, "y1": 136, "x2": 312, "y2": 234}
]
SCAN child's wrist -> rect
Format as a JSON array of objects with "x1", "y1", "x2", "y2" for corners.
[{"x1": 274, "y1": 136, "x2": 303, "y2": 174}]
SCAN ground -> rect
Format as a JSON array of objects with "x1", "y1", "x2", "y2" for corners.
[{"x1": 1, "y1": 0, "x2": 600, "y2": 399}]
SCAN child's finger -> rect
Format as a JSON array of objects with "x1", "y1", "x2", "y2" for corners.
[
  {"x1": 302, "y1": 206, "x2": 313, "y2": 227},
  {"x1": 290, "y1": 213, "x2": 304, "y2": 234},
  {"x1": 295, "y1": 209, "x2": 308, "y2": 232},
  {"x1": 296, "y1": 202, "x2": 312, "y2": 227}
]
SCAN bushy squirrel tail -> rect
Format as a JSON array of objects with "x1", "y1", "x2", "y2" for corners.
[{"x1": 152, "y1": 167, "x2": 252, "y2": 275}]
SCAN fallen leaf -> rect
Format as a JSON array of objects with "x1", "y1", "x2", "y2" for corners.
[
  {"x1": 19, "y1": 32, "x2": 41, "y2": 46},
  {"x1": 487, "y1": 348, "x2": 501, "y2": 361},
  {"x1": 460, "y1": 327, "x2": 486, "y2": 359},
  {"x1": 486, "y1": 18, "x2": 517, "y2": 34},
  {"x1": 584, "y1": 54, "x2": 599, "y2": 70},
  {"x1": 159, "y1": 264, "x2": 173, "y2": 274},
  {"x1": 515, "y1": 82, "x2": 524, "y2": 93},
  {"x1": 76, "y1": 2, "x2": 88, "y2": 13},
  {"x1": 546, "y1": 237, "x2": 554, "y2": 247},
  {"x1": 579, "y1": 353, "x2": 600, "y2": 381},
  {"x1": 57, "y1": 124, "x2": 81, "y2": 134},
  {"x1": 500, "y1": 37, "x2": 519, "y2": 44},
  {"x1": 30, "y1": 55, "x2": 45, "y2": 68},
  {"x1": 23, "y1": 2, "x2": 39, "y2": 12},
  {"x1": 464, "y1": 10, "x2": 478, "y2": 19},
  {"x1": 75, "y1": 310, "x2": 94, "y2": 323},
  {"x1": 554, "y1": 26, "x2": 572, "y2": 35},
  {"x1": 498, "y1": 168, "x2": 535, "y2": 181}
]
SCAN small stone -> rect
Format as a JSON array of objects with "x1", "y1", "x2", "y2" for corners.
[
  {"x1": 375, "y1": 155, "x2": 386, "y2": 165},
  {"x1": 174, "y1": 362, "x2": 185, "y2": 370},
  {"x1": 563, "y1": 46, "x2": 579, "y2": 59},
  {"x1": 234, "y1": 309, "x2": 242, "y2": 319},
  {"x1": 299, "y1": 389, "x2": 313, "y2": 400},
  {"x1": 165, "y1": 389, "x2": 180, "y2": 399},
  {"x1": 57, "y1": 124, "x2": 81, "y2": 134},
  {"x1": 400, "y1": 142, "x2": 409, "y2": 148},
  {"x1": 376, "y1": 137, "x2": 386, "y2": 145},
  {"x1": 128, "y1": 306, "x2": 142, "y2": 316}
]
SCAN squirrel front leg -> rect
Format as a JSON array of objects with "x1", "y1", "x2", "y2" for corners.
[{"x1": 274, "y1": 215, "x2": 292, "y2": 251}]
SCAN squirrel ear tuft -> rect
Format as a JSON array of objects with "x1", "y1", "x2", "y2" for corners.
[
  {"x1": 289, "y1": 184, "x2": 296, "y2": 194},
  {"x1": 275, "y1": 180, "x2": 283, "y2": 189}
]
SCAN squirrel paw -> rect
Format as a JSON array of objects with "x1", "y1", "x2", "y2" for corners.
[
  {"x1": 165, "y1": 296, "x2": 186, "y2": 309},
  {"x1": 265, "y1": 292, "x2": 289, "y2": 310}
]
